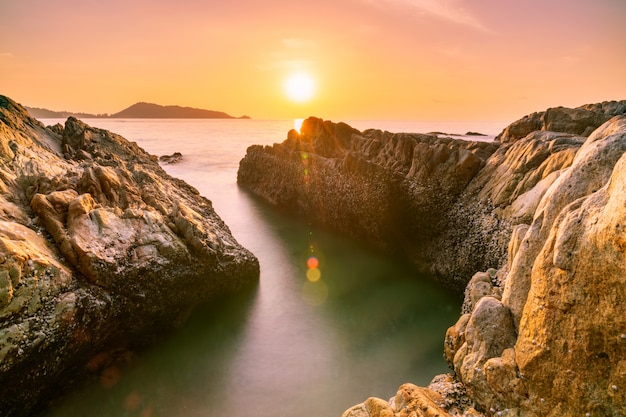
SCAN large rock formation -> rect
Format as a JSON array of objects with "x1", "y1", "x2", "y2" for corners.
[
  {"x1": 237, "y1": 101, "x2": 626, "y2": 416},
  {"x1": 238, "y1": 102, "x2": 626, "y2": 290},
  {"x1": 341, "y1": 117, "x2": 626, "y2": 417},
  {"x1": 343, "y1": 114, "x2": 626, "y2": 417},
  {"x1": 0, "y1": 95, "x2": 259, "y2": 417},
  {"x1": 433, "y1": 128, "x2": 589, "y2": 287},
  {"x1": 238, "y1": 118, "x2": 499, "y2": 289}
]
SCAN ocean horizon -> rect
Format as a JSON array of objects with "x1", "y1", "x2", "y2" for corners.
[{"x1": 39, "y1": 116, "x2": 506, "y2": 134}]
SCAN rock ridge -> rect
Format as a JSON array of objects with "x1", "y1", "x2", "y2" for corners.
[
  {"x1": 0, "y1": 95, "x2": 259, "y2": 417},
  {"x1": 495, "y1": 100, "x2": 626, "y2": 143},
  {"x1": 238, "y1": 117, "x2": 499, "y2": 289}
]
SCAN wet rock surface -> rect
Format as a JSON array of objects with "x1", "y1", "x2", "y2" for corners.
[{"x1": 0, "y1": 96, "x2": 259, "y2": 417}]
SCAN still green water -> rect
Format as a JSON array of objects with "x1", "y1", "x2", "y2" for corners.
[{"x1": 40, "y1": 119, "x2": 462, "y2": 417}]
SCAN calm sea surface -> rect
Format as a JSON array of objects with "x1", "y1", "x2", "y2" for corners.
[{"x1": 40, "y1": 119, "x2": 503, "y2": 417}]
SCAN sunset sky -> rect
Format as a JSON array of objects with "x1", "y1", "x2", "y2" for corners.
[{"x1": 1, "y1": 0, "x2": 625, "y2": 121}]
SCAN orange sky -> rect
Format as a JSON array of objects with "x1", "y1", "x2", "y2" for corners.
[{"x1": 1, "y1": 0, "x2": 625, "y2": 122}]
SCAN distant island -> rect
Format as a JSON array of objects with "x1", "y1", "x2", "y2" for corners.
[{"x1": 25, "y1": 102, "x2": 251, "y2": 119}]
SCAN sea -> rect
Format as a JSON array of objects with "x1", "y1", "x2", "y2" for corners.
[{"x1": 38, "y1": 118, "x2": 503, "y2": 417}]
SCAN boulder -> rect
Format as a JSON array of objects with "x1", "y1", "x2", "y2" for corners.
[
  {"x1": 0, "y1": 95, "x2": 259, "y2": 417},
  {"x1": 342, "y1": 377, "x2": 480, "y2": 417},
  {"x1": 448, "y1": 116, "x2": 626, "y2": 415},
  {"x1": 159, "y1": 152, "x2": 183, "y2": 164},
  {"x1": 510, "y1": 116, "x2": 626, "y2": 415}
]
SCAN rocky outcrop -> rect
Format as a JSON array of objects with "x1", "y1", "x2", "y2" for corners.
[
  {"x1": 433, "y1": 129, "x2": 585, "y2": 287},
  {"x1": 239, "y1": 102, "x2": 626, "y2": 291},
  {"x1": 236, "y1": 101, "x2": 626, "y2": 416},
  {"x1": 0, "y1": 95, "x2": 259, "y2": 417},
  {"x1": 496, "y1": 100, "x2": 626, "y2": 143},
  {"x1": 341, "y1": 114, "x2": 626, "y2": 416},
  {"x1": 238, "y1": 118, "x2": 499, "y2": 289},
  {"x1": 159, "y1": 152, "x2": 183, "y2": 164}
]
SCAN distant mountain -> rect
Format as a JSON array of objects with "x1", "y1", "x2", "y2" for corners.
[
  {"x1": 25, "y1": 102, "x2": 250, "y2": 119},
  {"x1": 110, "y1": 102, "x2": 250, "y2": 119}
]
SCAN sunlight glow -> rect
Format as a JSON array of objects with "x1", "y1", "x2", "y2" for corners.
[
  {"x1": 294, "y1": 118, "x2": 304, "y2": 132},
  {"x1": 285, "y1": 73, "x2": 315, "y2": 102}
]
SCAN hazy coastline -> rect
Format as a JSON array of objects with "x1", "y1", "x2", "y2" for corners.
[{"x1": 25, "y1": 102, "x2": 250, "y2": 120}]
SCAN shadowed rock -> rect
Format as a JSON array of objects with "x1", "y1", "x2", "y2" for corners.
[
  {"x1": 159, "y1": 152, "x2": 183, "y2": 164},
  {"x1": 239, "y1": 102, "x2": 626, "y2": 291},
  {"x1": 238, "y1": 117, "x2": 498, "y2": 289}
]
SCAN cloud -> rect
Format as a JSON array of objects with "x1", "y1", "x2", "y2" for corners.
[
  {"x1": 364, "y1": 0, "x2": 491, "y2": 32},
  {"x1": 0, "y1": 52, "x2": 14, "y2": 58}
]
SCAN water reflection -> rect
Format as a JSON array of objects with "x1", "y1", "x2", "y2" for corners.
[{"x1": 45, "y1": 286, "x2": 258, "y2": 417}]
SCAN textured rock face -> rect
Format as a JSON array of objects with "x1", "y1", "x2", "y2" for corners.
[
  {"x1": 433, "y1": 129, "x2": 584, "y2": 286},
  {"x1": 434, "y1": 102, "x2": 624, "y2": 286},
  {"x1": 445, "y1": 116, "x2": 626, "y2": 416},
  {"x1": 0, "y1": 96, "x2": 259, "y2": 417},
  {"x1": 238, "y1": 102, "x2": 626, "y2": 291},
  {"x1": 237, "y1": 101, "x2": 626, "y2": 416},
  {"x1": 238, "y1": 117, "x2": 499, "y2": 289},
  {"x1": 342, "y1": 114, "x2": 626, "y2": 417}
]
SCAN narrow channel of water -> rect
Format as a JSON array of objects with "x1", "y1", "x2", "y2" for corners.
[{"x1": 41, "y1": 119, "x2": 464, "y2": 417}]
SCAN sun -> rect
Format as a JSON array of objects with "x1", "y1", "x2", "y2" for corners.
[{"x1": 284, "y1": 72, "x2": 316, "y2": 103}]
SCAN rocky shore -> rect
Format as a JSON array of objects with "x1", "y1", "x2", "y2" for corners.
[
  {"x1": 0, "y1": 96, "x2": 259, "y2": 417},
  {"x1": 238, "y1": 101, "x2": 626, "y2": 416},
  {"x1": 238, "y1": 120, "x2": 500, "y2": 290}
]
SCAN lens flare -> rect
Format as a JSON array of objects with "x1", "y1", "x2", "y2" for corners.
[
  {"x1": 307, "y1": 256, "x2": 319, "y2": 269},
  {"x1": 306, "y1": 267, "x2": 321, "y2": 282}
]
